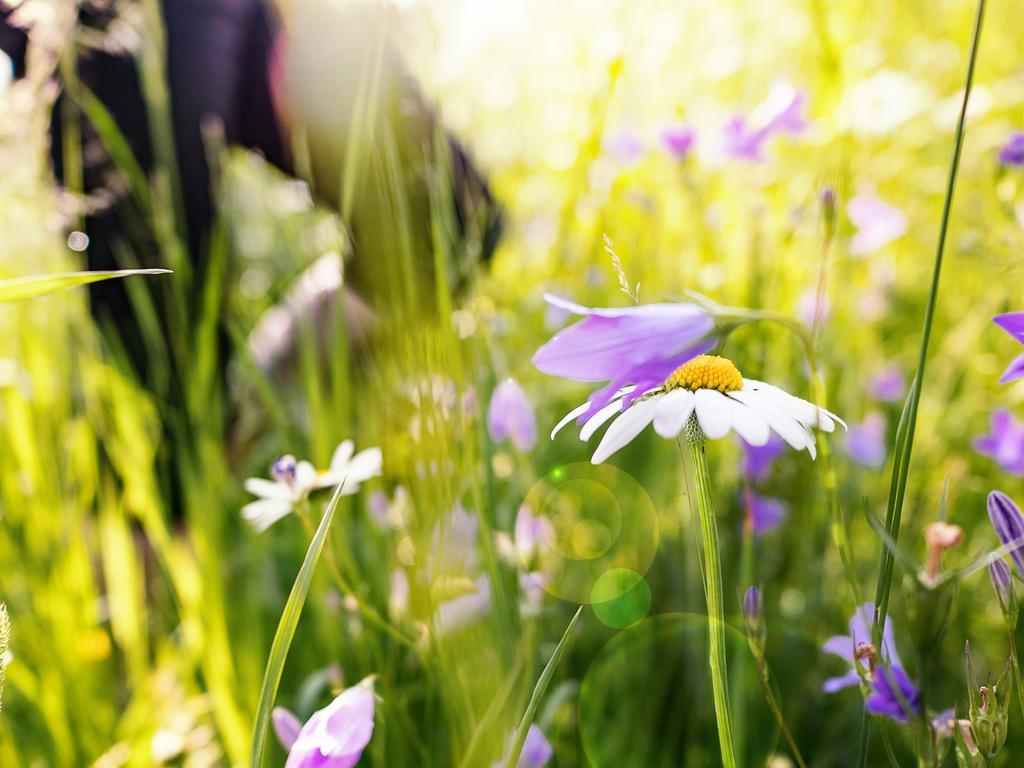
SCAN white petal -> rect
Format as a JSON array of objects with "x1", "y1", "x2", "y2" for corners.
[
  {"x1": 694, "y1": 389, "x2": 732, "y2": 440},
  {"x1": 551, "y1": 402, "x2": 589, "y2": 439},
  {"x1": 743, "y1": 380, "x2": 845, "y2": 431},
  {"x1": 243, "y1": 477, "x2": 291, "y2": 501},
  {"x1": 241, "y1": 499, "x2": 293, "y2": 532},
  {"x1": 294, "y1": 461, "x2": 318, "y2": 493},
  {"x1": 591, "y1": 399, "x2": 658, "y2": 464},
  {"x1": 346, "y1": 447, "x2": 383, "y2": 481},
  {"x1": 731, "y1": 390, "x2": 809, "y2": 452},
  {"x1": 581, "y1": 399, "x2": 627, "y2": 441},
  {"x1": 329, "y1": 440, "x2": 355, "y2": 471},
  {"x1": 653, "y1": 389, "x2": 695, "y2": 438},
  {"x1": 726, "y1": 397, "x2": 770, "y2": 446}
]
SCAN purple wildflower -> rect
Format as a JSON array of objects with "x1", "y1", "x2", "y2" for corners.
[
  {"x1": 533, "y1": 294, "x2": 715, "y2": 422},
  {"x1": 285, "y1": 685, "x2": 375, "y2": 768},
  {"x1": 846, "y1": 412, "x2": 887, "y2": 468},
  {"x1": 488, "y1": 379, "x2": 537, "y2": 451},
  {"x1": 514, "y1": 504, "x2": 555, "y2": 563},
  {"x1": 866, "y1": 665, "x2": 922, "y2": 722},
  {"x1": 998, "y1": 132, "x2": 1024, "y2": 166},
  {"x1": 723, "y1": 83, "x2": 808, "y2": 162},
  {"x1": 870, "y1": 365, "x2": 906, "y2": 402},
  {"x1": 743, "y1": 586, "x2": 762, "y2": 624},
  {"x1": 436, "y1": 575, "x2": 492, "y2": 634},
  {"x1": 974, "y1": 410, "x2": 1024, "y2": 475},
  {"x1": 988, "y1": 490, "x2": 1024, "y2": 577},
  {"x1": 822, "y1": 602, "x2": 901, "y2": 693},
  {"x1": 742, "y1": 433, "x2": 785, "y2": 480},
  {"x1": 661, "y1": 123, "x2": 696, "y2": 160},
  {"x1": 604, "y1": 127, "x2": 645, "y2": 165},
  {"x1": 745, "y1": 492, "x2": 785, "y2": 535},
  {"x1": 994, "y1": 312, "x2": 1024, "y2": 383},
  {"x1": 847, "y1": 194, "x2": 907, "y2": 255}
]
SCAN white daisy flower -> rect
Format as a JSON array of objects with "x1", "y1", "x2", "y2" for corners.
[
  {"x1": 242, "y1": 441, "x2": 383, "y2": 532},
  {"x1": 552, "y1": 354, "x2": 844, "y2": 464}
]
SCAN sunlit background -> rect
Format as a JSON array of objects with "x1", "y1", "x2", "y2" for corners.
[{"x1": 2, "y1": 0, "x2": 1024, "y2": 765}]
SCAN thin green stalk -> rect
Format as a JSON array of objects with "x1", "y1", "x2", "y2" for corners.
[
  {"x1": 860, "y1": 4, "x2": 987, "y2": 764},
  {"x1": 249, "y1": 483, "x2": 345, "y2": 768},
  {"x1": 753, "y1": 657, "x2": 808, "y2": 768},
  {"x1": 1008, "y1": 629, "x2": 1024, "y2": 721},
  {"x1": 685, "y1": 435, "x2": 737, "y2": 768},
  {"x1": 502, "y1": 606, "x2": 583, "y2": 768}
]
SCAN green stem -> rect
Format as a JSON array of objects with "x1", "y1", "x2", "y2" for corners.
[
  {"x1": 859, "y1": 0, "x2": 987, "y2": 762},
  {"x1": 686, "y1": 436, "x2": 737, "y2": 768},
  {"x1": 754, "y1": 658, "x2": 808, "y2": 768},
  {"x1": 1008, "y1": 628, "x2": 1024, "y2": 721}
]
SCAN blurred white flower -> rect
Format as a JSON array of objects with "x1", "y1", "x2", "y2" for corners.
[
  {"x1": 242, "y1": 441, "x2": 382, "y2": 532},
  {"x1": 843, "y1": 71, "x2": 933, "y2": 137}
]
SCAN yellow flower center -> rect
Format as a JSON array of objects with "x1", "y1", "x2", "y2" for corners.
[{"x1": 665, "y1": 355, "x2": 743, "y2": 393}]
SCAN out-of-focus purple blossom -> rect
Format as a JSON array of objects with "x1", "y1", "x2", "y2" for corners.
[
  {"x1": 866, "y1": 665, "x2": 921, "y2": 722},
  {"x1": 823, "y1": 602, "x2": 901, "y2": 693},
  {"x1": 846, "y1": 412, "x2": 887, "y2": 468},
  {"x1": 661, "y1": 123, "x2": 696, "y2": 160},
  {"x1": 436, "y1": 575, "x2": 492, "y2": 634},
  {"x1": 870, "y1": 366, "x2": 906, "y2": 402},
  {"x1": 742, "y1": 433, "x2": 785, "y2": 480},
  {"x1": 533, "y1": 294, "x2": 715, "y2": 422},
  {"x1": 796, "y1": 286, "x2": 830, "y2": 329},
  {"x1": 746, "y1": 492, "x2": 785, "y2": 535},
  {"x1": 743, "y1": 586, "x2": 762, "y2": 624},
  {"x1": 273, "y1": 707, "x2": 303, "y2": 751},
  {"x1": 488, "y1": 379, "x2": 537, "y2": 451},
  {"x1": 998, "y1": 132, "x2": 1024, "y2": 166},
  {"x1": 722, "y1": 83, "x2": 808, "y2": 162},
  {"x1": 514, "y1": 504, "x2": 555, "y2": 563},
  {"x1": 431, "y1": 504, "x2": 480, "y2": 574},
  {"x1": 988, "y1": 490, "x2": 1024, "y2": 577},
  {"x1": 285, "y1": 685, "x2": 375, "y2": 768},
  {"x1": 543, "y1": 299, "x2": 572, "y2": 330},
  {"x1": 367, "y1": 490, "x2": 390, "y2": 528},
  {"x1": 994, "y1": 312, "x2": 1024, "y2": 383},
  {"x1": 848, "y1": 194, "x2": 907, "y2": 255},
  {"x1": 389, "y1": 569, "x2": 409, "y2": 617},
  {"x1": 604, "y1": 127, "x2": 645, "y2": 165},
  {"x1": 492, "y1": 724, "x2": 554, "y2": 768},
  {"x1": 974, "y1": 410, "x2": 1024, "y2": 475}
]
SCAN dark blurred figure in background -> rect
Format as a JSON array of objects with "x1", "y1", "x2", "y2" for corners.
[{"x1": 1, "y1": 0, "x2": 501, "y2": 372}]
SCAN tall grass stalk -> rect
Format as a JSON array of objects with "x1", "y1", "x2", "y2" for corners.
[{"x1": 860, "y1": 0, "x2": 987, "y2": 762}]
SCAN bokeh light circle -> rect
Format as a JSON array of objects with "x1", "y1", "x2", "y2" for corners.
[
  {"x1": 520, "y1": 462, "x2": 658, "y2": 604},
  {"x1": 590, "y1": 568, "x2": 651, "y2": 629}
]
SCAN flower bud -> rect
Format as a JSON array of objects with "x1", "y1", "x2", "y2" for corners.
[
  {"x1": 964, "y1": 644, "x2": 1011, "y2": 759},
  {"x1": 988, "y1": 555, "x2": 1017, "y2": 627},
  {"x1": 988, "y1": 490, "x2": 1024, "y2": 576},
  {"x1": 743, "y1": 586, "x2": 765, "y2": 656}
]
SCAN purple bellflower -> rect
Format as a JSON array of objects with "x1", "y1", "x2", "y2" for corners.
[
  {"x1": 870, "y1": 366, "x2": 906, "y2": 402},
  {"x1": 974, "y1": 410, "x2": 1024, "y2": 475},
  {"x1": 746, "y1": 491, "x2": 786, "y2": 535},
  {"x1": 822, "y1": 602, "x2": 901, "y2": 693},
  {"x1": 281, "y1": 685, "x2": 375, "y2": 768},
  {"x1": 993, "y1": 312, "x2": 1024, "y2": 383},
  {"x1": 998, "y1": 132, "x2": 1024, "y2": 166},
  {"x1": 846, "y1": 412, "x2": 887, "y2": 468},
  {"x1": 661, "y1": 123, "x2": 696, "y2": 160},
  {"x1": 742, "y1": 433, "x2": 785, "y2": 480},
  {"x1": 848, "y1": 194, "x2": 907, "y2": 256},
  {"x1": 488, "y1": 379, "x2": 537, "y2": 451},
  {"x1": 988, "y1": 490, "x2": 1024, "y2": 576},
  {"x1": 533, "y1": 294, "x2": 715, "y2": 423},
  {"x1": 723, "y1": 83, "x2": 808, "y2": 162},
  {"x1": 493, "y1": 724, "x2": 554, "y2": 768}
]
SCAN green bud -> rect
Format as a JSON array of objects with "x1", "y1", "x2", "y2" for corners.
[{"x1": 964, "y1": 644, "x2": 1011, "y2": 759}]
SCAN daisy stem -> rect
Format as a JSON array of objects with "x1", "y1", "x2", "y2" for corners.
[{"x1": 684, "y1": 435, "x2": 737, "y2": 768}]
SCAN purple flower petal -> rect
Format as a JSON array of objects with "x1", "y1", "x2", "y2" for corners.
[
  {"x1": 974, "y1": 410, "x2": 1024, "y2": 475},
  {"x1": 989, "y1": 490, "x2": 1024, "y2": 576},
  {"x1": 286, "y1": 686, "x2": 374, "y2": 768},
  {"x1": 848, "y1": 194, "x2": 907, "y2": 255},
  {"x1": 846, "y1": 412, "x2": 887, "y2": 468},
  {"x1": 661, "y1": 123, "x2": 696, "y2": 160},
  {"x1": 1000, "y1": 351, "x2": 1024, "y2": 384},
  {"x1": 869, "y1": 366, "x2": 906, "y2": 402},
  {"x1": 822, "y1": 669, "x2": 861, "y2": 693},
  {"x1": 998, "y1": 132, "x2": 1024, "y2": 166},
  {"x1": 747, "y1": 492, "x2": 785, "y2": 535},
  {"x1": 865, "y1": 665, "x2": 921, "y2": 722},
  {"x1": 520, "y1": 725, "x2": 554, "y2": 768},
  {"x1": 273, "y1": 707, "x2": 303, "y2": 751},
  {"x1": 742, "y1": 433, "x2": 785, "y2": 480},
  {"x1": 994, "y1": 312, "x2": 1024, "y2": 343},
  {"x1": 488, "y1": 379, "x2": 537, "y2": 451}
]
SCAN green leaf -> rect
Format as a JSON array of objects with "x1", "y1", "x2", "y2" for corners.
[
  {"x1": 249, "y1": 484, "x2": 346, "y2": 768},
  {"x1": 0, "y1": 269, "x2": 171, "y2": 304},
  {"x1": 502, "y1": 606, "x2": 583, "y2": 768}
]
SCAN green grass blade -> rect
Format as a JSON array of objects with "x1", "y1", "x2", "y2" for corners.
[
  {"x1": 0, "y1": 269, "x2": 171, "y2": 304},
  {"x1": 502, "y1": 606, "x2": 583, "y2": 768},
  {"x1": 249, "y1": 483, "x2": 347, "y2": 768},
  {"x1": 859, "y1": 1, "x2": 987, "y2": 763}
]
